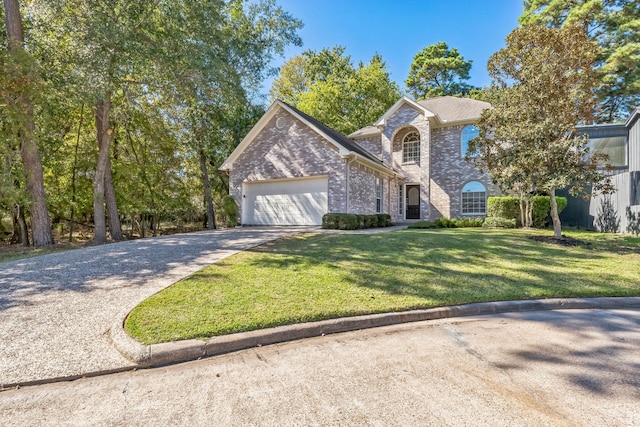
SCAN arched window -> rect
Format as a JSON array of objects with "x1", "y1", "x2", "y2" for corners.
[
  {"x1": 403, "y1": 131, "x2": 420, "y2": 163},
  {"x1": 461, "y1": 181, "x2": 486, "y2": 215},
  {"x1": 461, "y1": 125, "x2": 479, "y2": 157}
]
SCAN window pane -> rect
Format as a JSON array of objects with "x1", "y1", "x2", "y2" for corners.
[
  {"x1": 461, "y1": 182, "x2": 486, "y2": 214},
  {"x1": 403, "y1": 132, "x2": 420, "y2": 163},
  {"x1": 461, "y1": 125, "x2": 479, "y2": 157}
]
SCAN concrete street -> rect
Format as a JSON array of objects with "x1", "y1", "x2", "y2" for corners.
[{"x1": 2, "y1": 308, "x2": 639, "y2": 426}]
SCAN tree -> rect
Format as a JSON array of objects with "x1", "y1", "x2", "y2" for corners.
[
  {"x1": 27, "y1": 0, "x2": 301, "y2": 242},
  {"x1": 271, "y1": 47, "x2": 400, "y2": 134},
  {"x1": 405, "y1": 42, "x2": 475, "y2": 100},
  {"x1": 469, "y1": 24, "x2": 611, "y2": 238},
  {"x1": 2, "y1": 0, "x2": 55, "y2": 246},
  {"x1": 520, "y1": 0, "x2": 640, "y2": 122}
]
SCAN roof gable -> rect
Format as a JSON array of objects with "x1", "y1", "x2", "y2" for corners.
[
  {"x1": 374, "y1": 96, "x2": 435, "y2": 127},
  {"x1": 220, "y1": 100, "x2": 395, "y2": 176},
  {"x1": 625, "y1": 107, "x2": 640, "y2": 129}
]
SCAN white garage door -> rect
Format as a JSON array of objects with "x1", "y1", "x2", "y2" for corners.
[{"x1": 242, "y1": 177, "x2": 328, "y2": 225}]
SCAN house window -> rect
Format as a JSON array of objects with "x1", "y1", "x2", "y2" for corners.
[
  {"x1": 403, "y1": 132, "x2": 420, "y2": 163},
  {"x1": 397, "y1": 185, "x2": 404, "y2": 215},
  {"x1": 461, "y1": 125, "x2": 479, "y2": 157},
  {"x1": 462, "y1": 181, "x2": 486, "y2": 215},
  {"x1": 376, "y1": 177, "x2": 383, "y2": 213},
  {"x1": 631, "y1": 172, "x2": 640, "y2": 206}
]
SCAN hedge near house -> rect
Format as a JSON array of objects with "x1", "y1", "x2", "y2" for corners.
[
  {"x1": 486, "y1": 196, "x2": 566, "y2": 228},
  {"x1": 322, "y1": 213, "x2": 391, "y2": 230}
]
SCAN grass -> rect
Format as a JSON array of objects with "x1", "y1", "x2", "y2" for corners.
[
  {"x1": 125, "y1": 227, "x2": 640, "y2": 345},
  {"x1": 0, "y1": 244, "x2": 76, "y2": 264}
]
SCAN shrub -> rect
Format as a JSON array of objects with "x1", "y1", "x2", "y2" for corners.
[
  {"x1": 363, "y1": 215, "x2": 374, "y2": 228},
  {"x1": 483, "y1": 217, "x2": 516, "y2": 228},
  {"x1": 408, "y1": 221, "x2": 438, "y2": 229},
  {"x1": 531, "y1": 196, "x2": 567, "y2": 228},
  {"x1": 322, "y1": 213, "x2": 393, "y2": 230},
  {"x1": 221, "y1": 195, "x2": 239, "y2": 228},
  {"x1": 377, "y1": 214, "x2": 392, "y2": 227},
  {"x1": 435, "y1": 217, "x2": 457, "y2": 228},
  {"x1": 487, "y1": 197, "x2": 519, "y2": 222},
  {"x1": 454, "y1": 217, "x2": 484, "y2": 227},
  {"x1": 594, "y1": 196, "x2": 620, "y2": 233},
  {"x1": 627, "y1": 207, "x2": 640, "y2": 236},
  {"x1": 322, "y1": 213, "x2": 341, "y2": 229},
  {"x1": 408, "y1": 217, "x2": 483, "y2": 229},
  {"x1": 487, "y1": 196, "x2": 566, "y2": 228},
  {"x1": 338, "y1": 214, "x2": 359, "y2": 230}
]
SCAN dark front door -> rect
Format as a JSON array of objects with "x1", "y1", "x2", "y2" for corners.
[{"x1": 406, "y1": 185, "x2": 420, "y2": 219}]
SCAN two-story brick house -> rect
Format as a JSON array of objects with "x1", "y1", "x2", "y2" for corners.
[{"x1": 220, "y1": 96, "x2": 499, "y2": 225}]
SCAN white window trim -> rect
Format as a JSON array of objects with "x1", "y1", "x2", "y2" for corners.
[{"x1": 402, "y1": 131, "x2": 420, "y2": 164}]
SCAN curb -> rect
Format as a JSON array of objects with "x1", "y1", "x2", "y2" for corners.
[{"x1": 110, "y1": 297, "x2": 640, "y2": 369}]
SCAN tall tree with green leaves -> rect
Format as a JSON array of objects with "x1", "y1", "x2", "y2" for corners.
[
  {"x1": 405, "y1": 42, "x2": 475, "y2": 100},
  {"x1": 270, "y1": 47, "x2": 400, "y2": 134},
  {"x1": 2, "y1": 0, "x2": 55, "y2": 246},
  {"x1": 469, "y1": 24, "x2": 611, "y2": 238},
  {"x1": 520, "y1": 0, "x2": 640, "y2": 122},
  {"x1": 28, "y1": 0, "x2": 301, "y2": 242}
]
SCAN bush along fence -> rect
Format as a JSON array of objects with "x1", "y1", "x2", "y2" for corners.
[
  {"x1": 322, "y1": 213, "x2": 392, "y2": 230},
  {"x1": 485, "y1": 196, "x2": 567, "y2": 228}
]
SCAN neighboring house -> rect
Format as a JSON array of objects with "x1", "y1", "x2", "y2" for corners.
[
  {"x1": 564, "y1": 107, "x2": 640, "y2": 232},
  {"x1": 220, "y1": 96, "x2": 498, "y2": 225}
]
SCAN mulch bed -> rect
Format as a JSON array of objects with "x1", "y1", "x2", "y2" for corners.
[{"x1": 528, "y1": 235, "x2": 590, "y2": 247}]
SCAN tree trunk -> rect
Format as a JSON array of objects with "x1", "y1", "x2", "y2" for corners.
[
  {"x1": 549, "y1": 189, "x2": 562, "y2": 238},
  {"x1": 4, "y1": 0, "x2": 54, "y2": 247},
  {"x1": 69, "y1": 104, "x2": 84, "y2": 242},
  {"x1": 11, "y1": 205, "x2": 30, "y2": 246},
  {"x1": 93, "y1": 93, "x2": 113, "y2": 244},
  {"x1": 199, "y1": 149, "x2": 216, "y2": 230},
  {"x1": 104, "y1": 155, "x2": 124, "y2": 240},
  {"x1": 518, "y1": 195, "x2": 525, "y2": 228}
]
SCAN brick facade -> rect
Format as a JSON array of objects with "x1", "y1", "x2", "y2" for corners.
[
  {"x1": 228, "y1": 109, "x2": 347, "y2": 220},
  {"x1": 223, "y1": 98, "x2": 498, "y2": 225},
  {"x1": 429, "y1": 126, "x2": 499, "y2": 219}
]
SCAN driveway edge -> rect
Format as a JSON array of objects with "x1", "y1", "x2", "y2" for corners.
[{"x1": 111, "y1": 297, "x2": 640, "y2": 368}]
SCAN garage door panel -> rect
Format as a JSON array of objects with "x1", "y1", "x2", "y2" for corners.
[{"x1": 243, "y1": 178, "x2": 328, "y2": 226}]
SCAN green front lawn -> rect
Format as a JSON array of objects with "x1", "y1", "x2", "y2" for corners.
[{"x1": 125, "y1": 228, "x2": 640, "y2": 345}]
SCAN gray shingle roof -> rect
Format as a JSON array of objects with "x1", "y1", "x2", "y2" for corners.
[
  {"x1": 348, "y1": 125, "x2": 379, "y2": 139},
  {"x1": 349, "y1": 96, "x2": 491, "y2": 138},
  {"x1": 418, "y1": 96, "x2": 491, "y2": 123}
]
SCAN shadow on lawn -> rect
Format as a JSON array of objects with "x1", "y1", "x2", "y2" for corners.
[{"x1": 248, "y1": 228, "x2": 638, "y2": 304}]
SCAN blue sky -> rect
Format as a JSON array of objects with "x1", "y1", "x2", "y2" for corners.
[{"x1": 263, "y1": 0, "x2": 524, "y2": 96}]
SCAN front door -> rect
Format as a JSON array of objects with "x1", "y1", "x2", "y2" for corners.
[{"x1": 406, "y1": 185, "x2": 420, "y2": 219}]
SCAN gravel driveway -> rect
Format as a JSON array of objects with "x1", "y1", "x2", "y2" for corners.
[{"x1": 0, "y1": 227, "x2": 310, "y2": 387}]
